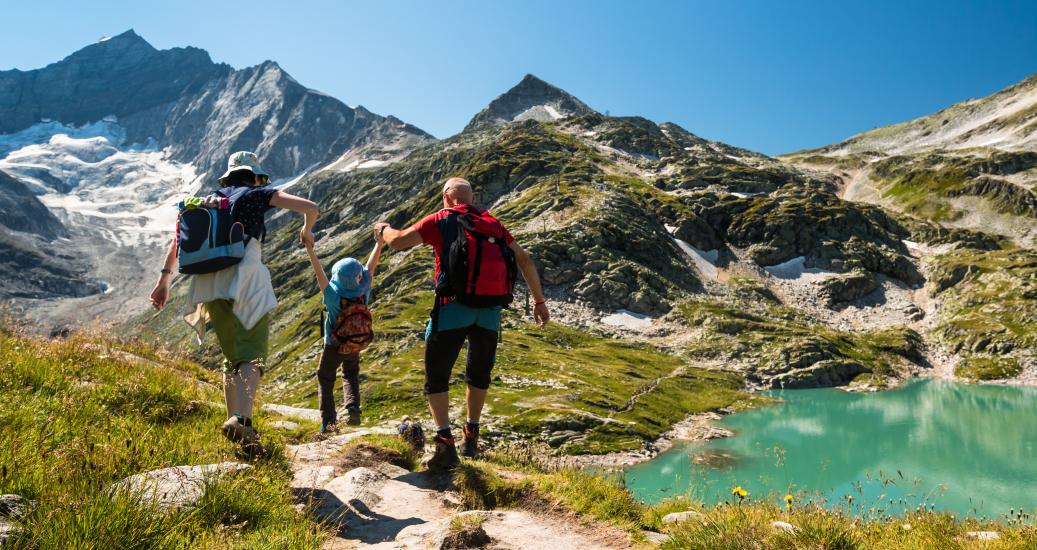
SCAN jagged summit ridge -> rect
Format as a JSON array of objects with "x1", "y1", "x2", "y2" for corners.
[{"x1": 464, "y1": 74, "x2": 596, "y2": 131}]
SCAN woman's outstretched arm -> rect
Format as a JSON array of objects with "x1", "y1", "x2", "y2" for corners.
[{"x1": 269, "y1": 190, "x2": 319, "y2": 247}]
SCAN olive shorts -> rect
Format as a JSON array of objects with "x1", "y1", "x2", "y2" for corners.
[{"x1": 205, "y1": 299, "x2": 270, "y2": 373}]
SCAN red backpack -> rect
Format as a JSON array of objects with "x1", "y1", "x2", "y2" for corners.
[
  {"x1": 329, "y1": 296, "x2": 373, "y2": 354},
  {"x1": 435, "y1": 208, "x2": 518, "y2": 310}
]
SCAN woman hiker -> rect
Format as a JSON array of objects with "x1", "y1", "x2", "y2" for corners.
[{"x1": 148, "y1": 151, "x2": 318, "y2": 456}]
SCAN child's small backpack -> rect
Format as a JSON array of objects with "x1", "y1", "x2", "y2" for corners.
[
  {"x1": 330, "y1": 296, "x2": 374, "y2": 354},
  {"x1": 175, "y1": 186, "x2": 252, "y2": 275}
]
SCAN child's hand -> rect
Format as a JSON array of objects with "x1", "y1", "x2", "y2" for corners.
[{"x1": 374, "y1": 223, "x2": 388, "y2": 245}]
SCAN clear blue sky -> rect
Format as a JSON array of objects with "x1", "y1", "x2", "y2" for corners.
[{"x1": 3, "y1": 1, "x2": 1036, "y2": 155}]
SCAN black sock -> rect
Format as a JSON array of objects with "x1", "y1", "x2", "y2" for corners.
[{"x1": 437, "y1": 427, "x2": 453, "y2": 438}]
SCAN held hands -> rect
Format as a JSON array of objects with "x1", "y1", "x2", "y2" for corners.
[
  {"x1": 532, "y1": 301, "x2": 550, "y2": 327},
  {"x1": 374, "y1": 222, "x2": 390, "y2": 245},
  {"x1": 299, "y1": 228, "x2": 315, "y2": 249}
]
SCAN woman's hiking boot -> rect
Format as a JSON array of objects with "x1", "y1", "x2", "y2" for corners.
[
  {"x1": 427, "y1": 431, "x2": 459, "y2": 472},
  {"x1": 222, "y1": 415, "x2": 246, "y2": 442},
  {"x1": 461, "y1": 422, "x2": 479, "y2": 458},
  {"x1": 397, "y1": 416, "x2": 425, "y2": 453},
  {"x1": 345, "y1": 406, "x2": 362, "y2": 426},
  {"x1": 239, "y1": 426, "x2": 266, "y2": 460}
]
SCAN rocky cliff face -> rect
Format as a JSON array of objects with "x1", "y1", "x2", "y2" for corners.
[
  {"x1": 0, "y1": 30, "x2": 434, "y2": 312},
  {"x1": 784, "y1": 72, "x2": 1037, "y2": 246}
]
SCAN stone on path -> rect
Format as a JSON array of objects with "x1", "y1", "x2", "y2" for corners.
[
  {"x1": 642, "y1": 530, "x2": 670, "y2": 546},
  {"x1": 393, "y1": 509, "x2": 621, "y2": 550},
  {"x1": 661, "y1": 510, "x2": 705, "y2": 524},
  {"x1": 965, "y1": 531, "x2": 1000, "y2": 540},
  {"x1": 771, "y1": 520, "x2": 798, "y2": 534},
  {"x1": 262, "y1": 403, "x2": 323, "y2": 422},
  {"x1": 269, "y1": 420, "x2": 301, "y2": 431},
  {"x1": 109, "y1": 462, "x2": 252, "y2": 510}
]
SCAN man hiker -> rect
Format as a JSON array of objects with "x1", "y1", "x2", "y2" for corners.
[{"x1": 375, "y1": 177, "x2": 550, "y2": 470}]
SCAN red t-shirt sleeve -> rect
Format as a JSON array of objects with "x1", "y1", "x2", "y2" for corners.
[{"x1": 412, "y1": 212, "x2": 442, "y2": 247}]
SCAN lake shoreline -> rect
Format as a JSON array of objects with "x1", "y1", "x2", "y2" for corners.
[
  {"x1": 549, "y1": 411, "x2": 737, "y2": 469},
  {"x1": 562, "y1": 367, "x2": 1036, "y2": 470}
]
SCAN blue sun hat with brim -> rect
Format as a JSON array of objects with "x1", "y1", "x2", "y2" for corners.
[{"x1": 329, "y1": 258, "x2": 371, "y2": 299}]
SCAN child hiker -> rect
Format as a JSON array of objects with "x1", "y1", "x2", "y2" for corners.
[{"x1": 305, "y1": 230, "x2": 384, "y2": 433}]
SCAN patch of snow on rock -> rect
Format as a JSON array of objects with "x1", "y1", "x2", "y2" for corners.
[
  {"x1": 673, "y1": 237, "x2": 719, "y2": 280},
  {"x1": 602, "y1": 309, "x2": 654, "y2": 329},
  {"x1": 764, "y1": 256, "x2": 837, "y2": 282}
]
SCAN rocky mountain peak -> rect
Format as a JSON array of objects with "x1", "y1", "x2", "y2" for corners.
[{"x1": 463, "y1": 73, "x2": 596, "y2": 132}]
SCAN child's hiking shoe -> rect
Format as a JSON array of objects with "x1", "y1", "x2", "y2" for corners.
[
  {"x1": 397, "y1": 416, "x2": 425, "y2": 453},
  {"x1": 461, "y1": 422, "x2": 479, "y2": 458},
  {"x1": 320, "y1": 420, "x2": 340, "y2": 434},
  {"x1": 426, "y1": 432, "x2": 459, "y2": 472},
  {"x1": 345, "y1": 406, "x2": 362, "y2": 426}
]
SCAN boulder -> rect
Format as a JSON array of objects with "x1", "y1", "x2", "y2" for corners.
[
  {"x1": 108, "y1": 462, "x2": 252, "y2": 511},
  {"x1": 0, "y1": 495, "x2": 31, "y2": 520},
  {"x1": 818, "y1": 269, "x2": 878, "y2": 307},
  {"x1": 771, "y1": 360, "x2": 868, "y2": 389},
  {"x1": 661, "y1": 510, "x2": 706, "y2": 524},
  {"x1": 771, "y1": 520, "x2": 798, "y2": 534},
  {"x1": 643, "y1": 530, "x2": 671, "y2": 546},
  {"x1": 965, "y1": 531, "x2": 999, "y2": 540}
]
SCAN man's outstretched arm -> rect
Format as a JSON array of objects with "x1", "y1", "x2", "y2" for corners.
[
  {"x1": 375, "y1": 222, "x2": 423, "y2": 251},
  {"x1": 508, "y1": 241, "x2": 550, "y2": 326}
]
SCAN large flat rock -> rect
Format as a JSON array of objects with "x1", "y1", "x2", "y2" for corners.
[{"x1": 109, "y1": 462, "x2": 252, "y2": 511}]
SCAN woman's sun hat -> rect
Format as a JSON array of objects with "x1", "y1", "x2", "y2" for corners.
[
  {"x1": 219, "y1": 151, "x2": 270, "y2": 182},
  {"x1": 329, "y1": 258, "x2": 372, "y2": 299}
]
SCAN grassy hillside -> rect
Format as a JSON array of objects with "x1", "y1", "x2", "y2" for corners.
[
  {"x1": 4, "y1": 325, "x2": 1035, "y2": 548},
  {"x1": 0, "y1": 326, "x2": 327, "y2": 549}
]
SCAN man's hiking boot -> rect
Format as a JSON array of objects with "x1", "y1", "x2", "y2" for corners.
[
  {"x1": 345, "y1": 406, "x2": 362, "y2": 426},
  {"x1": 461, "y1": 422, "x2": 479, "y2": 458},
  {"x1": 397, "y1": 416, "x2": 425, "y2": 453},
  {"x1": 427, "y1": 432, "x2": 460, "y2": 472}
]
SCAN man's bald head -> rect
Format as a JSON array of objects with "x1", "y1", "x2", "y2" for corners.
[{"x1": 442, "y1": 177, "x2": 474, "y2": 206}]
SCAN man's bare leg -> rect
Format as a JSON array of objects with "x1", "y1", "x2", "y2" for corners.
[
  {"x1": 427, "y1": 391, "x2": 450, "y2": 429},
  {"x1": 465, "y1": 385, "x2": 487, "y2": 423}
]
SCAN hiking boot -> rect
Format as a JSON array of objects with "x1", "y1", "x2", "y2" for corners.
[
  {"x1": 461, "y1": 423, "x2": 479, "y2": 459},
  {"x1": 320, "y1": 420, "x2": 340, "y2": 434},
  {"x1": 239, "y1": 425, "x2": 266, "y2": 460},
  {"x1": 426, "y1": 432, "x2": 459, "y2": 472},
  {"x1": 397, "y1": 416, "x2": 425, "y2": 453},
  {"x1": 222, "y1": 416, "x2": 245, "y2": 443},
  {"x1": 345, "y1": 406, "x2": 362, "y2": 426}
]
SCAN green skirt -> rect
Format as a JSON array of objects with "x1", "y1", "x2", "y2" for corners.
[{"x1": 205, "y1": 299, "x2": 270, "y2": 373}]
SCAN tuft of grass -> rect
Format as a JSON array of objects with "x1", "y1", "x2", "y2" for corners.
[{"x1": 452, "y1": 461, "x2": 529, "y2": 510}]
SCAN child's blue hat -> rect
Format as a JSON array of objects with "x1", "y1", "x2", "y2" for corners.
[{"x1": 329, "y1": 258, "x2": 371, "y2": 299}]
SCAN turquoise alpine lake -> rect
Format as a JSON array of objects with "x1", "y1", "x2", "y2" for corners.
[{"x1": 624, "y1": 380, "x2": 1037, "y2": 518}]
